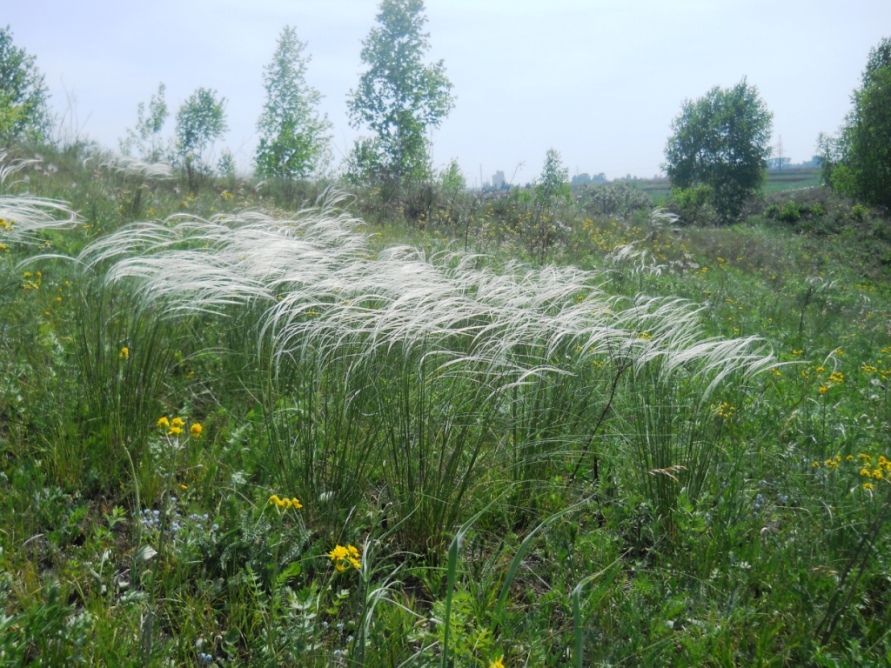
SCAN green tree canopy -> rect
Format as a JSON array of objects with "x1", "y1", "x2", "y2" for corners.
[
  {"x1": 175, "y1": 88, "x2": 227, "y2": 162},
  {"x1": 175, "y1": 87, "x2": 228, "y2": 188},
  {"x1": 820, "y1": 37, "x2": 891, "y2": 209},
  {"x1": 664, "y1": 78, "x2": 773, "y2": 223},
  {"x1": 347, "y1": 0, "x2": 454, "y2": 185},
  {"x1": 255, "y1": 26, "x2": 331, "y2": 180},
  {"x1": 0, "y1": 25, "x2": 52, "y2": 145},
  {"x1": 120, "y1": 83, "x2": 169, "y2": 162}
]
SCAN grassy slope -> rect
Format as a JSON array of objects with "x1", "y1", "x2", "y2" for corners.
[{"x1": 1, "y1": 148, "x2": 890, "y2": 666}]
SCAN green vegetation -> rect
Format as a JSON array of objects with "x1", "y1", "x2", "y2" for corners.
[
  {"x1": 347, "y1": 0, "x2": 454, "y2": 187},
  {"x1": 820, "y1": 37, "x2": 891, "y2": 209},
  {"x1": 3, "y1": 9, "x2": 891, "y2": 667},
  {"x1": 254, "y1": 26, "x2": 332, "y2": 180},
  {"x1": 175, "y1": 87, "x2": 228, "y2": 190},
  {"x1": 120, "y1": 83, "x2": 169, "y2": 163},
  {"x1": 0, "y1": 25, "x2": 51, "y2": 145},
  {"x1": 1, "y1": 143, "x2": 891, "y2": 666},
  {"x1": 664, "y1": 79, "x2": 773, "y2": 223}
]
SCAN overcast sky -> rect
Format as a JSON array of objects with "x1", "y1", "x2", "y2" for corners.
[{"x1": 5, "y1": 0, "x2": 889, "y2": 184}]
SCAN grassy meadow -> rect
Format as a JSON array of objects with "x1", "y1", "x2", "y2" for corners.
[{"x1": 2, "y1": 146, "x2": 891, "y2": 666}]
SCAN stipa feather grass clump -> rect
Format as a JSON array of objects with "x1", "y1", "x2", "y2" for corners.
[
  {"x1": 76, "y1": 190, "x2": 774, "y2": 391},
  {"x1": 63, "y1": 190, "x2": 778, "y2": 549}
]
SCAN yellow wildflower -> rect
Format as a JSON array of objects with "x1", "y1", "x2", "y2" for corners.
[
  {"x1": 818, "y1": 386, "x2": 828, "y2": 394},
  {"x1": 489, "y1": 658, "x2": 505, "y2": 668},
  {"x1": 168, "y1": 426, "x2": 183, "y2": 436},
  {"x1": 329, "y1": 545, "x2": 349, "y2": 560},
  {"x1": 119, "y1": 346, "x2": 129, "y2": 360},
  {"x1": 157, "y1": 416, "x2": 170, "y2": 428},
  {"x1": 863, "y1": 482, "x2": 875, "y2": 491},
  {"x1": 171, "y1": 417, "x2": 185, "y2": 428},
  {"x1": 329, "y1": 544, "x2": 361, "y2": 571},
  {"x1": 190, "y1": 422, "x2": 203, "y2": 439}
]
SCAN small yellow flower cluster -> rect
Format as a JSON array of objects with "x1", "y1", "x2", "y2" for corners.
[
  {"x1": 0, "y1": 218, "x2": 14, "y2": 230},
  {"x1": 769, "y1": 367, "x2": 782, "y2": 377},
  {"x1": 328, "y1": 544, "x2": 361, "y2": 572},
  {"x1": 635, "y1": 331, "x2": 652, "y2": 341},
  {"x1": 814, "y1": 452, "x2": 891, "y2": 490},
  {"x1": 119, "y1": 347, "x2": 129, "y2": 360},
  {"x1": 268, "y1": 494, "x2": 303, "y2": 510},
  {"x1": 22, "y1": 271, "x2": 41, "y2": 291},
  {"x1": 156, "y1": 415, "x2": 202, "y2": 438},
  {"x1": 828, "y1": 371, "x2": 844, "y2": 384},
  {"x1": 791, "y1": 349, "x2": 804, "y2": 356},
  {"x1": 858, "y1": 454, "x2": 891, "y2": 481},
  {"x1": 489, "y1": 658, "x2": 505, "y2": 668},
  {"x1": 711, "y1": 402, "x2": 735, "y2": 419}
]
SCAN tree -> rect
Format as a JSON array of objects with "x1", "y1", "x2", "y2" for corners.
[
  {"x1": 347, "y1": 0, "x2": 454, "y2": 186},
  {"x1": 819, "y1": 37, "x2": 891, "y2": 209},
  {"x1": 255, "y1": 26, "x2": 331, "y2": 180},
  {"x1": 664, "y1": 78, "x2": 772, "y2": 223},
  {"x1": 0, "y1": 25, "x2": 51, "y2": 145},
  {"x1": 120, "y1": 83, "x2": 169, "y2": 162},
  {"x1": 175, "y1": 88, "x2": 227, "y2": 187},
  {"x1": 527, "y1": 148, "x2": 570, "y2": 261}
]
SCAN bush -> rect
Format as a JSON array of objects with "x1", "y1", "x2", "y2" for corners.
[
  {"x1": 664, "y1": 185, "x2": 717, "y2": 226},
  {"x1": 576, "y1": 182, "x2": 652, "y2": 220}
]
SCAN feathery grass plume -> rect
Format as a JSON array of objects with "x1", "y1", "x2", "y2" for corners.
[
  {"x1": 0, "y1": 150, "x2": 42, "y2": 185},
  {"x1": 82, "y1": 150, "x2": 174, "y2": 180},
  {"x1": 75, "y1": 189, "x2": 775, "y2": 544},
  {"x1": 0, "y1": 195, "x2": 78, "y2": 246},
  {"x1": 96, "y1": 152, "x2": 173, "y2": 180},
  {"x1": 0, "y1": 152, "x2": 78, "y2": 245}
]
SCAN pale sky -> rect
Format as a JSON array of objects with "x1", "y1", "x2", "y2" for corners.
[{"x1": 4, "y1": 0, "x2": 889, "y2": 184}]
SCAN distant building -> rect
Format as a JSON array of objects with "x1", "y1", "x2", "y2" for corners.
[{"x1": 492, "y1": 170, "x2": 505, "y2": 188}]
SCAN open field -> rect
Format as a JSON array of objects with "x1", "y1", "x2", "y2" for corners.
[
  {"x1": 1, "y1": 148, "x2": 891, "y2": 666},
  {"x1": 614, "y1": 167, "x2": 822, "y2": 204}
]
